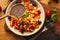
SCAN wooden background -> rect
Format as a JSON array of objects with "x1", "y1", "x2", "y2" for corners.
[{"x1": 0, "y1": 0, "x2": 60, "y2": 40}]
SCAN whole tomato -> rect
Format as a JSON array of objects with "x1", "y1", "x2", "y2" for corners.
[{"x1": 45, "y1": 10, "x2": 51, "y2": 17}]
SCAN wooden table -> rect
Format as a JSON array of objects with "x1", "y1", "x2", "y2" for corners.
[{"x1": 0, "y1": 0, "x2": 60, "y2": 40}]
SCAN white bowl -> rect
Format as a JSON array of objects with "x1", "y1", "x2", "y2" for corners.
[{"x1": 5, "y1": 0, "x2": 45, "y2": 36}]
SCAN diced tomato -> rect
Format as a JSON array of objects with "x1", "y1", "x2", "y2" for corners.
[
  {"x1": 34, "y1": 12, "x2": 40, "y2": 16},
  {"x1": 24, "y1": 0, "x2": 29, "y2": 2},
  {"x1": 35, "y1": 10, "x2": 40, "y2": 16},
  {"x1": 16, "y1": 23, "x2": 18, "y2": 26},
  {"x1": 35, "y1": 13, "x2": 40, "y2": 16},
  {"x1": 30, "y1": 26, "x2": 34, "y2": 29},
  {"x1": 18, "y1": 28, "x2": 21, "y2": 32},
  {"x1": 11, "y1": 23, "x2": 14, "y2": 27},
  {"x1": 37, "y1": 10, "x2": 41, "y2": 14},
  {"x1": 25, "y1": 3, "x2": 34, "y2": 10},
  {"x1": 31, "y1": 10, "x2": 40, "y2": 16}
]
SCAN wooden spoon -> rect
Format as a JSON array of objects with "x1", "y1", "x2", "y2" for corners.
[{"x1": 0, "y1": 4, "x2": 26, "y2": 20}]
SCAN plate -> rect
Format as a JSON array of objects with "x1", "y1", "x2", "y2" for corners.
[{"x1": 5, "y1": 0, "x2": 45, "y2": 36}]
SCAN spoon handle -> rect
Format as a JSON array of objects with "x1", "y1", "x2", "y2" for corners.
[
  {"x1": 0, "y1": 14, "x2": 16, "y2": 20},
  {"x1": 0, "y1": 14, "x2": 8, "y2": 20}
]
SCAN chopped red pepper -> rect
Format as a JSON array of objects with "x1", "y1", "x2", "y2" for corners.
[{"x1": 35, "y1": 12, "x2": 40, "y2": 16}]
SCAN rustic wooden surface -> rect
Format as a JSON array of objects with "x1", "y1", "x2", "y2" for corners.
[
  {"x1": 0, "y1": 0, "x2": 12, "y2": 11},
  {"x1": 38, "y1": 0, "x2": 60, "y2": 35},
  {"x1": 0, "y1": 0, "x2": 60, "y2": 40}
]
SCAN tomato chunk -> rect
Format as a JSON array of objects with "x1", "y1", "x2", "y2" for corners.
[{"x1": 24, "y1": 0, "x2": 29, "y2": 2}]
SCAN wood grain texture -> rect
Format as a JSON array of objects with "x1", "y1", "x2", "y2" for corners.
[
  {"x1": 0, "y1": 0, "x2": 60, "y2": 40},
  {"x1": 38, "y1": 0, "x2": 60, "y2": 35},
  {"x1": 0, "y1": 0, "x2": 11, "y2": 11},
  {"x1": 0, "y1": 12, "x2": 25, "y2": 40}
]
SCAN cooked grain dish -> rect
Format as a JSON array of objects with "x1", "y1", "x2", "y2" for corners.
[{"x1": 9, "y1": 0, "x2": 41, "y2": 33}]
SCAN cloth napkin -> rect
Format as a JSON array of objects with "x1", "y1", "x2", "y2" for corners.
[{"x1": 25, "y1": 22, "x2": 60, "y2": 40}]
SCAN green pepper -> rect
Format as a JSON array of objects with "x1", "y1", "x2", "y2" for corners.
[{"x1": 23, "y1": 12, "x2": 29, "y2": 18}]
